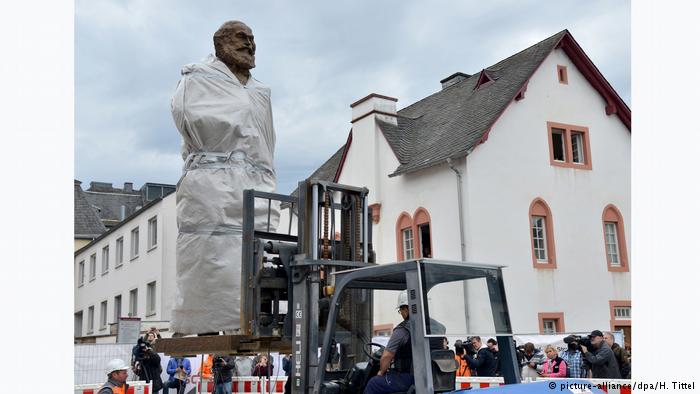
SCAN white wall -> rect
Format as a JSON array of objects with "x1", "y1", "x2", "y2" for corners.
[
  {"x1": 464, "y1": 48, "x2": 631, "y2": 334},
  {"x1": 74, "y1": 194, "x2": 176, "y2": 338}
]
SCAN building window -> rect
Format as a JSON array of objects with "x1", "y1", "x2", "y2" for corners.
[
  {"x1": 101, "y1": 245, "x2": 109, "y2": 275},
  {"x1": 147, "y1": 281, "x2": 156, "y2": 316},
  {"x1": 115, "y1": 237, "x2": 124, "y2": 267},
  {"x1": 557, "y1": 65, "x2": 568, "y2": 84},
  {"x1": 87, "y1": 306, "x2": 94, "y2": 334},
  {"x1": 414, "y1": 208, "x2": 433, "y2": 258},
  {"x1": 129, "y1": 288, "x2": 138, "y2": 317},
  {"x1": 395, "y1": 212, "x2": 413, "y2": 261},
  {"x1": 130, "y1": 227, "x2": 139, "y2": 259},
  {"x1": 551, "y1": 128, "x2": 566, "y2": 162},
  {"x1": 148, "y1": 216, "x2": 158, "y2": 249},
  {"x1": 614, "y1": 306, "x2": 631, "y2": 320},
  {"x1": 100, "y1": 300, "x2": 108, "y2": 329},
  {"x1": 531, "y1": 216, "x2": 547, "y2": 261},
  {"x1": 78, "y1": 261, "x2": 85, "y2": 287},
  {"x1": 538, "y1": 312, "x2": 565, "y2": 334},
  {"x1": 602, "y1": 204, "x2": 629, "y2": 272},
  {"x1": 114, "y1": 295, "x2": 122, "y2": 323},
  {"x1": 529, "y1": 198, "x2": 557, "y2": 268},
  {"x1": 402, "y1": 228, "x2": 414, "y2": 260},
  {"x1": 609, "y1": 300, "x2": 631, "y2": 349},
  {"x1": 546, "y1": 122, "x2": 592, "y2": 170},
  {"x1": 571, "y1": 132, "x2": 585, "y2": 164},
  {"x1": 89, "y1": 254, "x2": 96, "y2": 281}
]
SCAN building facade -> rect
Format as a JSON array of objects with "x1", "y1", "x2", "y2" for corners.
[
  {"x1": 74, "y1": 194, "x2": 176, "y2": 341},
  {"x1": 281, "y1": 30, "x2": 631, "y2": 346}
]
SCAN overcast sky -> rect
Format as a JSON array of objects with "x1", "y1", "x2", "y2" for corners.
[{"x1": 75, "y1": 0, "x2": 630, "y2": 194}]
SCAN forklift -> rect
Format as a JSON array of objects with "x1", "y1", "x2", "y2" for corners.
[{"x1": 156, "y1": 180, "x2": 520, "y2": 393}]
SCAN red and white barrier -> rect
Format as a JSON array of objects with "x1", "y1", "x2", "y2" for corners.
[
  {"x1": 197, "y1": 377, "x2": 287, "y2": 393},
  {"x1": 455, "y1": 376, "x2": 505, "y2": 390},
  {"x1": 74, "y1": 380, "x2": 151, "y2": 394}
]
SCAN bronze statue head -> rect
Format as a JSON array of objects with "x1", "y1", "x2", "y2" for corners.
[{"x1": 213, "y1": 21, "x2": 256, "y2": 71}]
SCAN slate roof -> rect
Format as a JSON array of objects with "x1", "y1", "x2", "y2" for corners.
[
  {"x1": 84, "y1": 189, "x2": 144, "y2": 227},
  {"x1": 381, "y1": 30, "x2": 570, "y2": 176},
  {"x1": 74, "y1": 180, "x2": 106, "y2": 239}
]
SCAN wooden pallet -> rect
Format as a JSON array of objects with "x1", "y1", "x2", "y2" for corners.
[{"x1": 154, "y1": 334, "x2": 292, "y2": 357}]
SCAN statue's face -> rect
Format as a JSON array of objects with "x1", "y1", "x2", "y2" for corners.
[{"x1": 218, "y1": 23, "x2": 256, "y2": 70}]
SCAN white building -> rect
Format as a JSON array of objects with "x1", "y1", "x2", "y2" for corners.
[
  {"x1": 75, "y1": 29, "x2": 631, "y2": 347},
  {"x1": 281, "y1": 29, "x2": 631, "y2": 345},
  {"x1": 74, "y1": 194, "x2": 176, "y2": 341}
]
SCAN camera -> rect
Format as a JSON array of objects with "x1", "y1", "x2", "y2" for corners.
[
  {"x1": 563, "y1": 335, "x2": 593, "y2": 351},
  {"x1": 454, "y1": 337, "x2": 477, "y2": 359}
]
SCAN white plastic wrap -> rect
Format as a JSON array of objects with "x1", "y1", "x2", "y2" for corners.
[{"x1": 170, "y1": 55, "x2": 280, "y2": 334}]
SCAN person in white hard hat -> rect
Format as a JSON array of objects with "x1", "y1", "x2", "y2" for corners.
[
  {"x1": 363, "y1": 291, "x2": 414, "y2": 394},
  {"x1": 98, "y1": 359, "x2": 130, "y2": 394}
]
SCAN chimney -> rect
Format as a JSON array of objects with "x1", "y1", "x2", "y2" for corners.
[
  {"x1": 350, "y1": 93, "x2": 398, "y2": 125},
  {"x1": 124, "y1": 182, "x2": 133, "y2": 193},
  {"x1": 440, "y1": 72, "x2": 470, "y2": 90}
]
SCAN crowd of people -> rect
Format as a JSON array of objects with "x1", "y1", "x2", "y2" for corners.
[
  {"x1": 453, "y1": 330, "x2": 631, "y2": 380},
  {"x1": 98, "y1": 324, "x2": 631, "y2": 394}
]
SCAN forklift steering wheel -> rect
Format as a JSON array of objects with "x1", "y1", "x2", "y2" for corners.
[{"x1": 363, "y1": 342, "x2": 386, "y2": 362}]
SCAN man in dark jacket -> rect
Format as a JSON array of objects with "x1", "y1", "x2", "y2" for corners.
[
  {"x1": 604, "y1": 332, "x2": 631, "y2": 379},
  {"x1": 486, "y1": 338, "x2": 501, "y2": 376},
  {"x1": 212, "y1": 354, "x2": 236, "y2": 394},
  {"x1": 581, "y1": 330, "x2": 621, "y2": 379},
  {"x1": 464, "y1": 336, "x2": 497, "y2": 376},
  {"x1": 133, "y1": 339, "x2": 163, "y2": 392}
]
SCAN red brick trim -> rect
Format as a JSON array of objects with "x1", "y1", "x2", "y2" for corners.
[
  {"x1": 373, "y1": 323, "x2": 394, "y2": 336},
  {"x1": 557, "y1": 65, "x2": 568, "y2": 84},
  {"x1": 546, "y1": 121, "x2": 593, "y2": 170},
  {"x1": 608, "y1": 300, "x2": 631, "y2": 330},
  {"x1": 333, "y1": 130, "x2": 353, "y2": 182},
  {"x1": 413, "y1": 207, "x2": 433, "y2": 258},
  {"x1": 529, "y1": 198, "x2": 557, "y2": 269},
  {"x1": 395, "y1": 212, "x2": 413, "y2": 261},
  {"x1": 538, "y1": 312, "x2": 566, "y2": 334},
  {"x1": 369, "y1": 203, "x2": 381, "y2": 224},
  {"x1": 602, "y1": 204, "x2": 629, "y2": 272}
]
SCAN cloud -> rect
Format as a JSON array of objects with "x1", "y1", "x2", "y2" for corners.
[{"x1": 76, "y1": 0, "x2": 631, "y2": 194}]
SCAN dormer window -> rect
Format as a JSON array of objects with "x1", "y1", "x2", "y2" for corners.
[{"x1": 474, "y1": 70, "x2": 495, "y2": 90}]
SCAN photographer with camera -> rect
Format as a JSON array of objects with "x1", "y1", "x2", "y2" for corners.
[
  {"x1": 561, "y1": 335, "x2": 589, "y2": 378},
  {"x1": 453, "y1": 340, "x2": 471, "y2": 377},
  {"x1": 131, "y1": 334, "x2": 163, "y2": 393},
  {"x1": 581, "y1": 330, "x2": 621, "y2": 379},
  {"x1": 519, "y1": 342, "x2": 545, "y2": 379},
  {"x1": 463, "y1": 336, "x2": 498, "y2": 377},
  {"x1": 212, "y1": 354, "x2": 235, "y2": 394}
]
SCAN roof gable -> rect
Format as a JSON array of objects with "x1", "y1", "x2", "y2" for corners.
[{"x1": 385, "y1": 29, "x2": 629, "y2": 177}]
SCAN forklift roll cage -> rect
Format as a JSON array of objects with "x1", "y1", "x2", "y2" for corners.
[{"x1": 315, "y1": 259, "x2": 520, "y2": 393}]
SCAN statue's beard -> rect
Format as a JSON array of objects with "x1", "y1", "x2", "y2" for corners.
[{"x1": 219, "y1": 48, "x2": 255, "y2": 70}]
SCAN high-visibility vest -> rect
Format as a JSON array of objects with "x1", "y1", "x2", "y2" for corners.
[{"x1": 455, "y1": 356, "x2": 471, "y2": 377}]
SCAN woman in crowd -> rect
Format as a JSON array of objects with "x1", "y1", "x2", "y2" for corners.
[{"x1": 539, "y1": 345, "x2": 567, "y2": 378}]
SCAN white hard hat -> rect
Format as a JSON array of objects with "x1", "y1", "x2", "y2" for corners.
[
  {"x1": 397, "y1": 290, "x2": 408, "y2": 309},
  {"x1": 105, "y1": 358, "x2": 129, "y2": 375}
]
